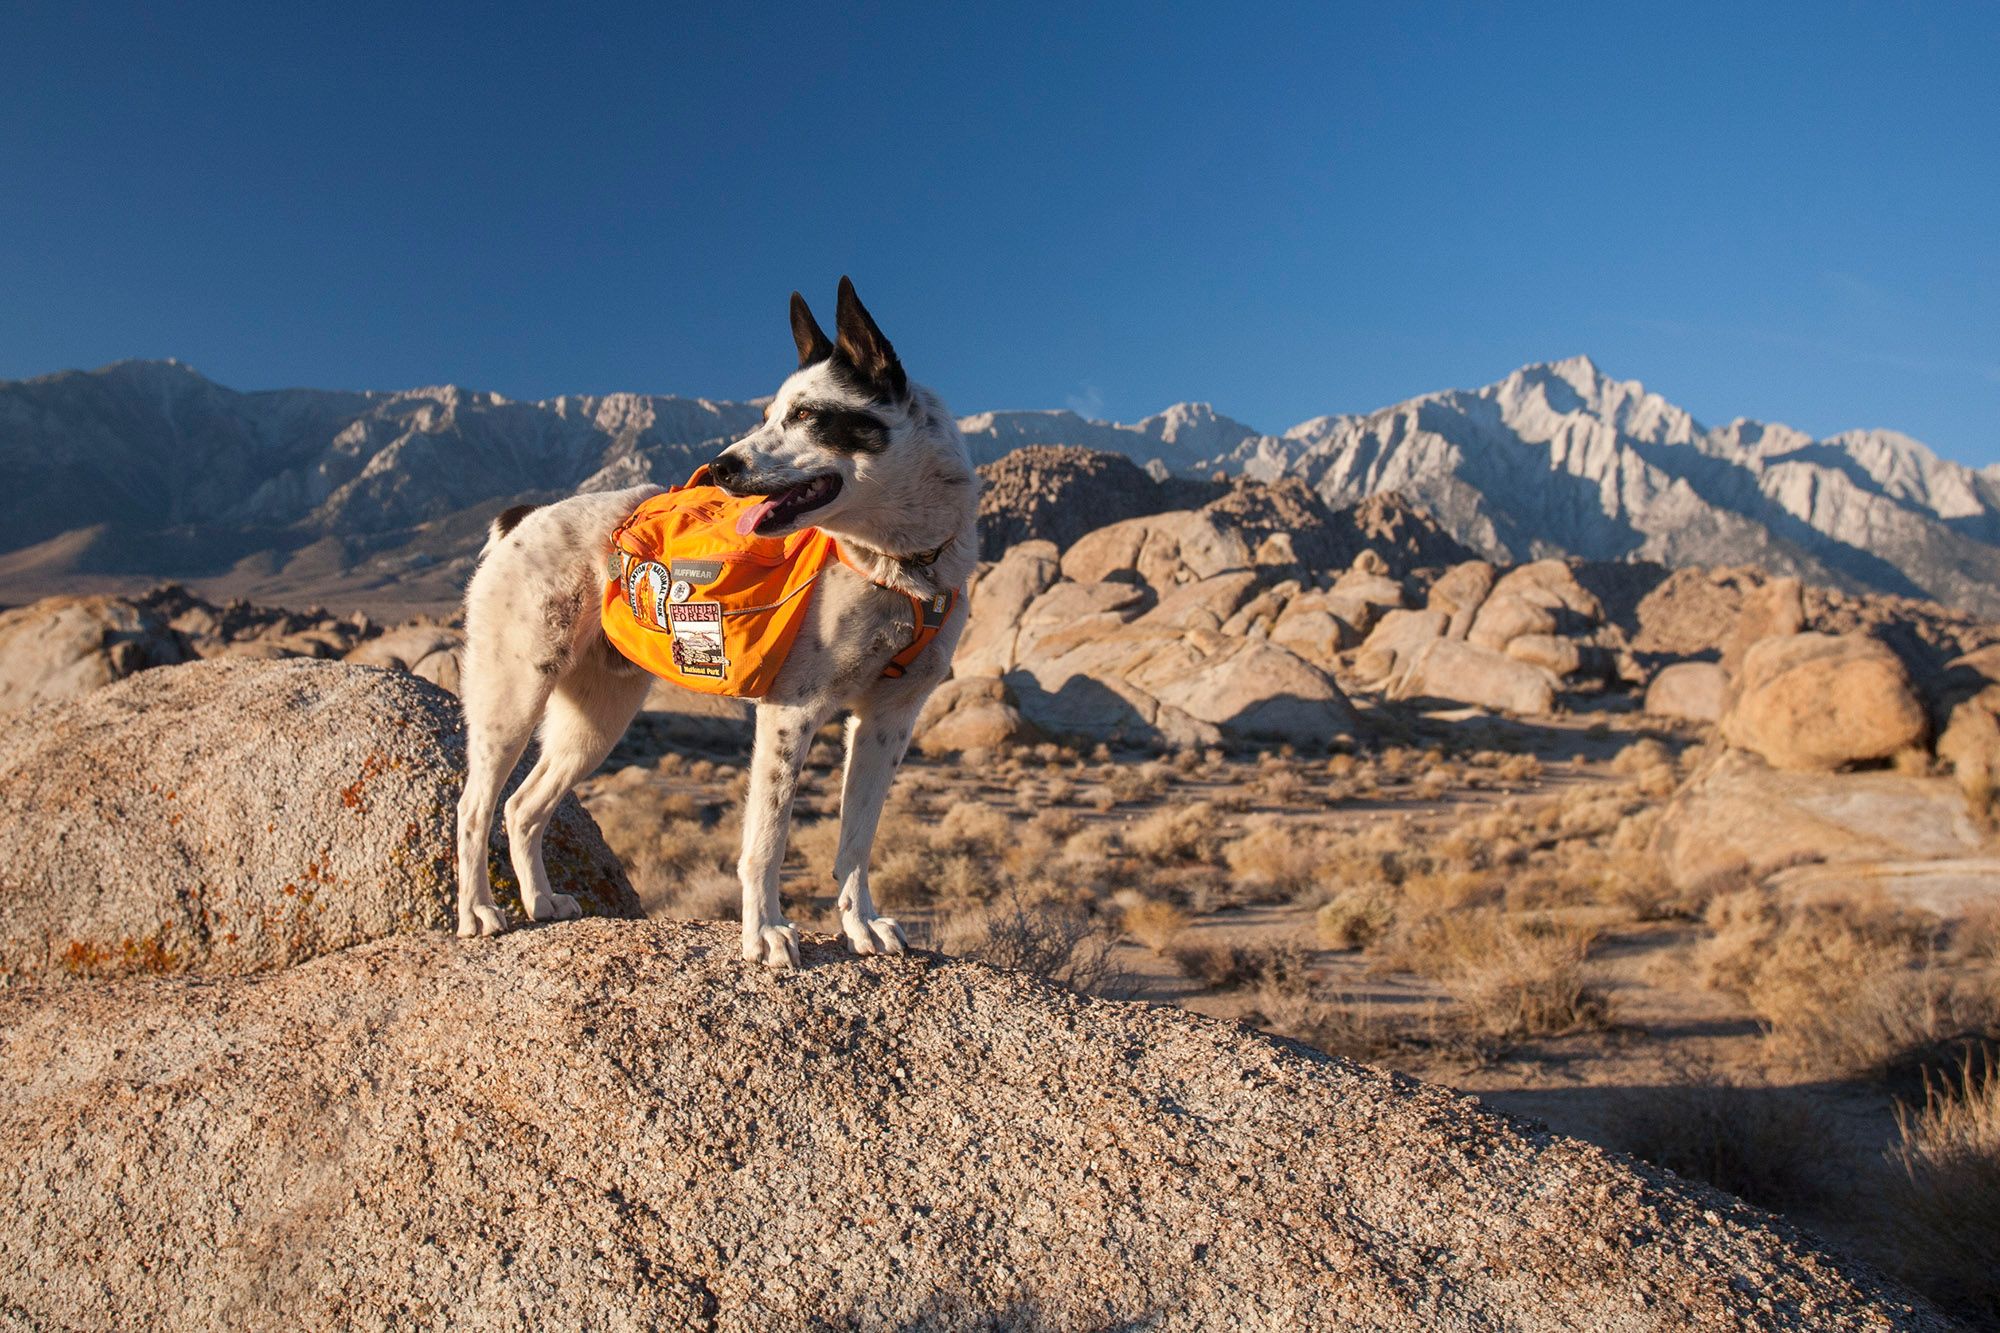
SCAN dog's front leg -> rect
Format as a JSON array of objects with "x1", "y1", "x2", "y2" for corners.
[
  {"x1": 831, "y1": 699, "x2": 922, "y2": 957},
  {"x1": 738, "y1": 702, "x2": 824, "y2": 969}
]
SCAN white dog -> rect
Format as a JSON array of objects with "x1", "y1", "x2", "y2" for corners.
[{"x1": 454, "y1": 278, "x2": 978, "y2": 968}]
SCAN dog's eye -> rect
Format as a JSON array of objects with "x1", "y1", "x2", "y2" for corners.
[{"x1": 788, "y1": 404, "x2": 814, "y2": 425}]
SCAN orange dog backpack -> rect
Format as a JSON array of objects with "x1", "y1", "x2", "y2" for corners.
[{"x1": 600, "y1": 466, "x2": 958, "y2": 698}]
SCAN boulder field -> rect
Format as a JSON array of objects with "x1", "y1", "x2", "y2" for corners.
[{"x1": 0, "y1": 920, "x2": 1947, "y2": 1331}]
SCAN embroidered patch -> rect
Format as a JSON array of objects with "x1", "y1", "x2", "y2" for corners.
[
  {"x1": 625, "y1": 561, "x2": 672, "y2": 631},
  {"x1": 666, "y1": 601, "x2": 727, "y2": 679}
]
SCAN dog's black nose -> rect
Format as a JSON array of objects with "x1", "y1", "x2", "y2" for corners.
[{"x1": 707, "y1": 453, "x2": 746, "y2": 487}]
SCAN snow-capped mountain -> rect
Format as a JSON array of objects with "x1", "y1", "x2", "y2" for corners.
[
  {"x1": 955, "y1": 402, "x2": 1261, "y2": 474},
  {"x1": 960, "y1": 356, "x2": 2000, "y2": 613},
  {"x1": 3, "y1": 356, "x2": 1996, "y2": 616},
  {"x1": 0, "y1": 359, "x2": 758, "y2": 545}
]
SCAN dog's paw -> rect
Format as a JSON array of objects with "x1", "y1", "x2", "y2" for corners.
[
  {"x1": 844, "y1": 914, "x2": 908, "y2": 957},
  {"x1": 529, "y1": 892, "x2": 582, "y2": 923},
  {"x1": 743, "y1": 923, "x2": 801, "y2": 970},
  {"x1": 457, "y1": 903, "x2": 510, "y2": 938}
]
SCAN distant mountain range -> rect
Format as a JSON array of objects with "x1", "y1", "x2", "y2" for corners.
[{"x1": 2, "y1": 356, "x2": 1996, "y2": 616}]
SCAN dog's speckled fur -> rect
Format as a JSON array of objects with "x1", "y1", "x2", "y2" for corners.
[{"x1": 454, "y1": 279, "x2": 978, "y2": 968}]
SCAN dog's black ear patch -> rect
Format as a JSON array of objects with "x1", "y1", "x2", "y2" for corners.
[
  {"x1": 790, "y1": 292, "x2": 833, "y2": 368},
  {"x1": 833, "y1": 275, "x2": 906, "y2": 400},
  {"x1": 492, "y1": 503, "x2": 539, "y2": 540}
]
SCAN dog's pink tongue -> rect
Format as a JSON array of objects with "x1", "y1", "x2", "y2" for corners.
[{"x1": 735, "y1": 498, "x2": 778, "y2": 536}]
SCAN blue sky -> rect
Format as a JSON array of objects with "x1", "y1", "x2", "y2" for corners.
[{"x1": 3, "y1": 2, "x2": 1996, "y2": 464}]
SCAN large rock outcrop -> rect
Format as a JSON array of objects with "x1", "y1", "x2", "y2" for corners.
[
  {"x1": 0, "y1": 592, "x2": 193, "y2": 711},
  {"x1": 0, "y1": 657, "x2": 635, "y2": 983},
  {"x1": 975, "y1": 446, "x2": 1224, "y2": 559},
  {"x1": 0, "y1": 919, "x2": 1945, "y2": 1330},
  {"x1": 1720, "y1": 633, "x2": 1929, "y2": 771},
  {"x1": 1652, "y1": 749, "x2": 1993, "y2": 893},
  {"x1": 1643, "y1": 660, "x2": 1728, "y2": 724},
  {"x1": 1390, "y1": 638, "x2": 1560, "y2": 717},
  {"x1": 0, "y1": 584, "x2": 468, "y2": 712}
]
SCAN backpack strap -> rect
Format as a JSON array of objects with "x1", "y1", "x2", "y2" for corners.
[
  {"x1": 881, "y1": 586, "x2": 958, "y2": 679},
  {"x1": 833, "y1": 544, "x2": 961, "y2": 680}
]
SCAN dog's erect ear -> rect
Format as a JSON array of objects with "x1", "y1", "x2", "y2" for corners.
[
  {"x1": 790, "y1": 292, "x2": 833, "y2": 368},
  {"x1": 833, "y1": 275, "x2": 906, "y2": 399}
]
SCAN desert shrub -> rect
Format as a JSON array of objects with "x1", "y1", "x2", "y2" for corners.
[
  {"x1": 1396, "y1": 910, "x2": 1608, "y2": 1038},
  {"x1": 656, "y1": 866, "x2": 740, "y2": 922},
  {"x1": 1207, "y1": 788, "x2": 1253, "y2": 814},
  {"x1": 1223, "y1": 819, "x2": 1328, "y2": 900},
  {"x1": 1608, "y1": 1061, "x2": 1832, "y2": 1211},
  {"x1": 934, "y1": 800, "x2": 1014, "y2": 855},
  {"x1": 1103, "y1": 762, "x2": 1172, "y2": 807},
  {"x1": 869, "y1": 845, "x2": 933, "y2": 906},
  {"x1": 1171, "y1": 936, "x2": 1304, "y2": 991},
  {"x1": 1589, "y1": 848, "x2": 1703, "y2": 921},
  {"x1": 1241, "y1": 944, "x2": 1396, "y2": 1061},
  {"x1": 837, "y1": 793, "x2": 1016, "y2": 908},
  {"x1": 1609, "y1": 737, "x2": 1673, "y2": 777},
  {"x1": 1880, "y1": 1054, "x2": 2000, "y2": 1323},
  {"x1": 1256, "y1": 767, "x2": 1305, "y2": 805},
  {"x1": 942, "y1": 890, "x2": 1125, "y2": 996},
  {"x1": 1698, "y1": 889, "x2": 1992, "y2": 1079},
  {"x1": 1399, "y1": 867, "x2": 1502, "y2": 917},
  {"x1": 1059, "y1": 823, "x2": 1124, "y2": 876},
  {"x1": 1122, "y1": 898, "x2": 1189, "y2": 953},
  {"x1": 1412, "y1": 768, "x2": 1456, "y2": 802},
  {"x1": 1316, "y1": 885, "x2": 1396, "y2": 950},
  {"x1": 1255, "y1": 987, "x2": 1399, "y2": 1063},
  {"x1": 1031, "y1": 807, "x2": 1083, "y2": 842},
  {"x1": 1495, "y1": 753, "x2": 1542, "y2": 784},
  {"x1": 1378, "y1": 746, "x2": 1417, "y2": 779},
  {"x1": 589, "y1": 799, "x2": 741, "y2": 917},
  {"x1": 1124, "y1": 800, "x2": 1224, "y2": 865},
  {"x1": 785, "y1": 816, "x2": 843, "y2": 878}
]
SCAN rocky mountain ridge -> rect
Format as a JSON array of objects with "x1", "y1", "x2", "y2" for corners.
[{"x1": 4, "y1": 356, "x2": 1996, "y2": 615}]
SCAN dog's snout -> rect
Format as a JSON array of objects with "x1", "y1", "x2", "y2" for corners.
[{"x1": 707, "y1": 452, "x2": 747, "y2": 488}]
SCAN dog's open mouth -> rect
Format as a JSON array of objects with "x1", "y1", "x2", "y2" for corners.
[{"x1": 735, "y1": 473, "x2": 842, "y2": 536}]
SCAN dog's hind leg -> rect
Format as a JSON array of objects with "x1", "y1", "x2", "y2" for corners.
[
  {"x1": 455, "y1": 660, "x2": 553, "y2": 938},
  {"x1": 739, "y1": 701, "x2": 828, "y2": 969},
  {"x1": 830, "y1": 698, "x2": 921, "y2": 957},
  {"x1": 503, "y1": 645, "x2": 652, "y2": 923}
]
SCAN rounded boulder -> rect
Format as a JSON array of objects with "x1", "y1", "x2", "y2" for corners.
[{"x1": 0, "y1": 657, "x2": 636, "y2": 983}]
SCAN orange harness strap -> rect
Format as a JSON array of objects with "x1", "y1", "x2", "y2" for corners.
[{"x1": 832, "y1": 546, "x2": 960, "y2": 679}]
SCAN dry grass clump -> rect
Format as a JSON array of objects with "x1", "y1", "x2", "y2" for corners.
[
  {"x1": 835, "y1": 791, "x2": 1017, "y2": 909},
  {"x1": 1239, "y1": 941, "x2": 1400, "y2": 1061},
  {"x1": 656, "y1": 866, "x2": 740, "y2": 922},
  {"x1": 1698, "y1": 889, "x2": 1996, "y2": 1080},
  {"x1": 941, "y1": 888, "x2": 1126, "y2": 996},
  {"x1": 1099, "y1": 761, "x2": 1173, "y2": 808},
  {"x1": 1607, "y1": 1060, "x2": 1832, "y2": 1211},
  {"x1": 1255, "y1": 766, "x2": 1305, "y2": 805},
  {"x1": 1223, "y1": 818, "x2": 1332, "y2": 900},
  {"x1": 1316, "y1": 885, "x2": 1396, "y2": 950},
  {"x1": 1392, "y1": 909, "x2": 1608, "y2": 1038},
  {"x1": 1880, "y1": 1053, "x2": 2000, "y2": 1322},
  {"x1": 1609, "y1": 737, "x2": 1672, "y2": 776},
  {"x1": 1123, "y1": 800, "x2": 1225, "y2": 865},
  {"x1": 584, "y1": 778, "x2": 741, "y2": 917},
  {"x1": 1171, "y1": 936, "x2": 1303, "y2": 991},
  {"x1": 1121, "y1": 897, "x2": 1189, "y2": 953}
]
